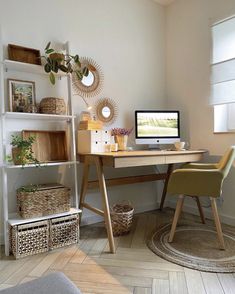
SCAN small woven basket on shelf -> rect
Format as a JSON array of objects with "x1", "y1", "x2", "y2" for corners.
[
  {"x1": 40, "y1": 97, "x2": 66, "y2": 115},
  {"x1": 110, "y1": 202, "x2": 134, "y2": 237}
]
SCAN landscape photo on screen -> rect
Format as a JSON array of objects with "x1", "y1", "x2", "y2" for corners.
[{"x1": 137, "y1": 112, "x2": 178, "y2": 137}]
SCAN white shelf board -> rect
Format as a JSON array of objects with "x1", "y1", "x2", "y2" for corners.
[
  {"x1": 4, "y1": 112, "x2": 75, "y2": 121},
  {"x1": 3, "y1": 59, "x2": 67, "y2": 77},
  {"x1": 4, "y1": 161, "x2": 77, "y2": 169},
  {"x1": 8, "y1": 208, "x2": 82, "y2": 226}
]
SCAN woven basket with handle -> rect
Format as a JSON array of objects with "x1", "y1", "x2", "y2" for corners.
[{"x1": 110, "y1": 201, "x2": 134, "y2": 236}]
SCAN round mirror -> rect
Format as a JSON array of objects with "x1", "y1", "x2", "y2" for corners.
[
  {"x1": 72, "y1": 57, "x2": 103, "y2": 98},
  {"x1": 102, "y1": 106, "x2": 111, "y2": 118},
  {"x1": 95, "y1": 98, "x2": 118, "y2": 125},
  {"x1": 81, "y1": 71, "x2": 94, "y2": 87}
]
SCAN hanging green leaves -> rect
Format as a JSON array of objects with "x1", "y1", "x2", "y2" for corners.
[{"x1": 41, "y1": 41, "x2": 89, "y2": 85}]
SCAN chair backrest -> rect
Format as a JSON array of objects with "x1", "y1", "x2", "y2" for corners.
[{"x1": 218, "y1": 146, "x2": 235, "y2": 178}]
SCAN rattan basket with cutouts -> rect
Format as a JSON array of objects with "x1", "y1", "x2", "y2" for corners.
[{"x1": 110, "y1": 202, "x2": 134, "y2": 236}]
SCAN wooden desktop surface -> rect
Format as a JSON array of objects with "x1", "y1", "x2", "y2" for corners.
[{"x1": 79, "y1": 149, "x2": 206, "y2": 168}]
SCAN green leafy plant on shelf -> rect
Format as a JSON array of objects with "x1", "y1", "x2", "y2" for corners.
[
  {"x1": 7, "y1": 135, "x2": 40, "y2": 167},
  {"x1": 41, "y1": 42, "x2": 89, "y2": 85}
]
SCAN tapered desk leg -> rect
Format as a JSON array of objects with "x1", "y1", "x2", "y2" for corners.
[
  {"x1": 160, "y1": 163, "x2": 174, "y2": 210},
  {"x1": 95, "y1": 157, "x2": 115, "y2": 253},
  {"x1": 79, "y1": 158, "x2": 90, "y2": 223}
]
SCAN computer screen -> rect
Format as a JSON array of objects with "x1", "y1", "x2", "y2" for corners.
[{"x1": 135, "y1": 110, "x2": 180, "y2": 145}]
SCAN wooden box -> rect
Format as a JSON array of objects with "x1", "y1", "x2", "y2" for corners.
[
  {"x1": 22, "y1": 130, "x2": 68, "y2": 162},
  {"x1": 8, "y1": 44, "x2": 41, "y2": 65},
  {"x1": 78, "y1": 120, "x2": 103, "y2": 130}
]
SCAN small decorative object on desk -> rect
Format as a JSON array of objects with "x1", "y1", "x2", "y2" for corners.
[
  {"x1": 40, "y1": 97, "x2": 66, "y2": 115},
  {"x1": 111, "y1": 127, "x2": 133, "y2": 151},
  {"x1": 80, "y1": 111, "x2": 92, "y2": 121},
  {"x1": 78, "y1": 119, "x2": 103, "y2": 130},
  {"x1": 110, "y1": 201, "x2": 134, "y2": 236}
]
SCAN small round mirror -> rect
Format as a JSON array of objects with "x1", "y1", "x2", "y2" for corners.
[
  {"x1": 72, "y1": 57, "x2": 103, "y2": 98},
  {"x1": 81, "y1": 71, "x2": 95, "y2": 87},
  {"x1": 95, "y1": 98, "x2": 118, "y2": 125},
  {"x1": 102, "y1": 106, "x2": 111, "y2": 118}
]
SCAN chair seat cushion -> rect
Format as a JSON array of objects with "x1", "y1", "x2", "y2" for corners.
[{"x1": 0, "y1": 272, "x2": 81, "y2": 294}]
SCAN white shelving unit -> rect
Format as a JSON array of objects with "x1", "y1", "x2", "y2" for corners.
[
  {"x1": 0, "y1": 41, "x2": 80, "y2": 256},
  {"x1": 8, "y1": 208, "x2": 82, "y2": 226},
  {"x1": 3, "y1": 112, "x2": 75, "y2": 121}
]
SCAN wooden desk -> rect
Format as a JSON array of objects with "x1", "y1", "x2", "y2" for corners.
[{"x1": 79, "y1": 150, "x2": 206, "y2": 253}]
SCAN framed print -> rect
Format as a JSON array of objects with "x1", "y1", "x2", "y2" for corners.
[{"x1": 8, "y1": 79, "x2": 36, "y2": 112}]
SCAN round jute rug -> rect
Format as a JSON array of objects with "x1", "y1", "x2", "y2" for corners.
[{"x1": 147, "y1": 221, "x2": 235, "y2": 273}]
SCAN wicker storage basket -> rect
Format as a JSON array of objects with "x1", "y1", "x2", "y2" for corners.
[
  {"x1": 49, "y1": 214, "x2": 79, "y2": 250},
  {"x1": 17, "y1": 184, "x2": 71, "y2": 219},
  {"x1": 10, "y1": 220, "x2": 49, "y2": 259},
  {"x1": 110, "y1": 202, "x2": 134, "y2": 237},
  {"x1": 40, "y1": 97, "x2": 66, "y2": 115}
]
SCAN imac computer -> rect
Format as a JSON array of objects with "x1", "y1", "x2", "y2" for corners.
[{"x1": 135, "y1": 110, "x2": 180, "y2": 146}]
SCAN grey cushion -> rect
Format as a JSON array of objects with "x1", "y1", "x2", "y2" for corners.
[{"x1": 0, "y1": 272, "x2": 81, "y2": 294}]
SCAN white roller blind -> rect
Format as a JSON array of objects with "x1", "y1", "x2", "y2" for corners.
[{"x1": 211, "y1": 16, "x2": 235, "y2": 105}]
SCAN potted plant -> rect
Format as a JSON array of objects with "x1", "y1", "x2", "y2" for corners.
[
  {"x1": 41, "y1": 42, "x2": 89, "y2": 85},
  {"x1": 111, "y1": 128, "x2": 133, "y2": 151},
  {"x1": 8, "y1": 135, "x2": 39, "y2": 166}
]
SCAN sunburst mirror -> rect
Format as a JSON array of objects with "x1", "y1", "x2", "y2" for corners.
[
  {"x1": 94, "y1": 98, "x2": 118, "y2": 125},
  {"x1": 72, "y1": 57, "x2": 103, "y2": 98}
]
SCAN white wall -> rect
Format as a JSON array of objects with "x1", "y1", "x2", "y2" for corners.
[
  {"x1": 0, "y1": 0, "x2": 166, "y2": 242},
  {"x1": 166, "y1": 0, "x2": 235, "y2": 223}
]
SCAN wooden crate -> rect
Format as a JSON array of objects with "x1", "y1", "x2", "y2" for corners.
[
  {"x1": 78, "y1": 120, "x2": 103, "y2": 130},
  {"x1": 22, "y1": 130, "x2": 68, "y2": 162},
  {"x1": 8, "y1": 44, "x2": 41, "y2": 65}
]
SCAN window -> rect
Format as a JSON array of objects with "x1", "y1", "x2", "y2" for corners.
[{"x1": 211, "y1": 16, "x2": 235, "y2": 133}]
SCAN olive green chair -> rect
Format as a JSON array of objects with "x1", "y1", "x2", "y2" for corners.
[{"x1": 167, "y1": 146, "x2": 235, "y2": 250}]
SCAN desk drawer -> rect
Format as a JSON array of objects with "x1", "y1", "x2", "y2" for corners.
[
  {"x1": 114, "y1": 155, "x2": 165, "y2": 168},
  {"x1": 165, "y1": 153, "x2": 203, "y2": 164}
]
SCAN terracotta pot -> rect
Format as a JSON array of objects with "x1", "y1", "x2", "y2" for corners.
[
  {"x1": 114, "y1": 135, "x2": 128, "y2": 151},
  {"x1": 12, "y1": 147, "x2": 31, "y2": 165},
  {"x1": 49, "y1": 53, "x2": 65, "y2": 64}
]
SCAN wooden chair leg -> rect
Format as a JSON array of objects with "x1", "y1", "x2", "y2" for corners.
[
  {"x1": 210, "y1": 197, "x2": 225, "y2": 250},
  {"x1": 169, "y1": 195, "x2": 184, "y2": 243},
  {"x1": 194, "y1": 197, "x2": 206, "y2": 224}
]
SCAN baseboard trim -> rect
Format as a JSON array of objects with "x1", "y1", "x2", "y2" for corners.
[{"x1": 167, "y1": 200, "x2": 235, "y2": 226}]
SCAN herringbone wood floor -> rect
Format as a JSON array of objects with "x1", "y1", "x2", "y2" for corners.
[{"x1": 1, "y1": 209, "x2": 235, "y2": 294}]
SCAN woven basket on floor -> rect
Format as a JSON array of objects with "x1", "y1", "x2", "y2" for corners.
[
  {"x1": 40, "y1": 97, "x2": 66, "y2": 115},
  {"x1": 110, "y1": 202, "x2": 134, "y2": 237}
]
